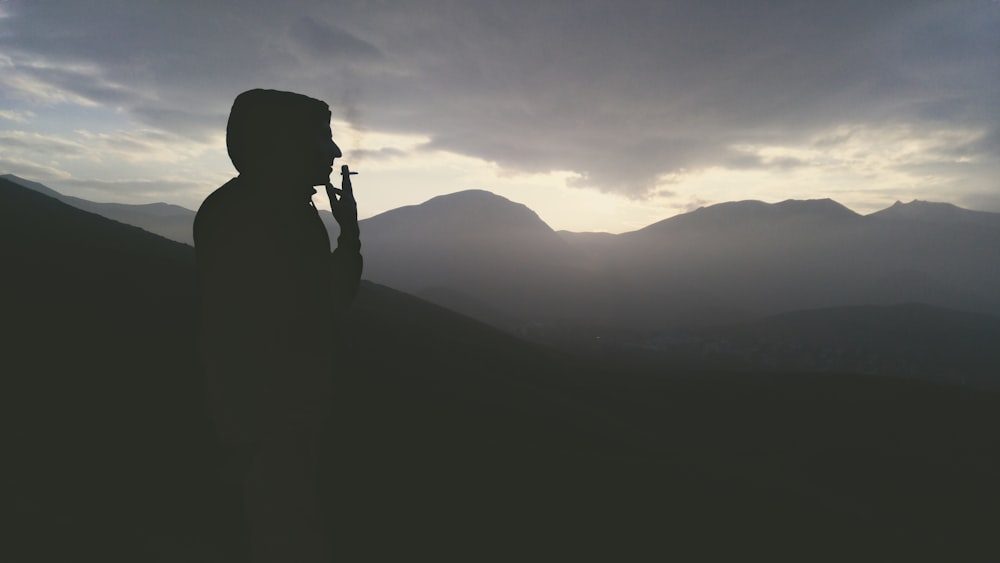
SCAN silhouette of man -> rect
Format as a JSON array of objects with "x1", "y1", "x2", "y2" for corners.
[{"x1": 194, "y1": 89, "x2": 362, "y2": 562}]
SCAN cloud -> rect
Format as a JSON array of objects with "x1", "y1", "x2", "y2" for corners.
[
  {"x1": 732, "y1": 124, "x2": 991, "y2": 180},
  {"x1": 288, "y1": 16, "x2": 383, "y2": 61},
  {"x1": 0, "y1": 52, "x2": 139, "y2": 107},
  {"x1": 15, "y1": 62, "x2": 137, "y2": 107},
  {"x1": 0, "y1": 0, "x2": 997, "y2": 202},
  {"x1": 350, "y1": 146, "x2": 406, "y2": 163},
  {"x1": 336, "y1": 1, "x2": 999, "y2": 197},
  {"x1": 0, "y1": 130, "x2": 88, "y2": 155},
  {"x1": 0, "y1": 127, "x2": 216, "y2": 165},
  {"x1": 129, "y1": 105, "x2": 226, "y2": 142},
  {"x1": 73, "y1": 129, "x2": 218, "y2": 163},
  {"x1": 59, "y1": 176, "x2": 211, "y2": 205},
  {"x1": 0, "y1": 109, "x2": 35, "y2": 123},
  {"x1": 0, "y1": 156, "x2": 72, "y2": 181}
]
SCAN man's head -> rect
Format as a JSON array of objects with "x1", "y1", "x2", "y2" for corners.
[{"x1": 226, "y1": 89, "x2": 342, "y2": 186}]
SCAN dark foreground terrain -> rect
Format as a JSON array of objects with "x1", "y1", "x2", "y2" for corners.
[{"x1": 5, "y1": 177, "x2": 1000, "y2": 561}]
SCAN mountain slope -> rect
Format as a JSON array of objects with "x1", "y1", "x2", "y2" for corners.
[
  {"x1": 2, "y1": 173, "x2": 197, "y2": 245},
  {"x1": 356, "y1": 189, "x2": 589, "y2": 325},
  {"x1": 870, "y1": 199, "x2": 1000, "y2": 227},
  {"x1": 630, "y1": 198, "x2": 862, "y2": 236},
  {"x1": 588, "y1": 197, "x2": 1000, "y2": 328}
]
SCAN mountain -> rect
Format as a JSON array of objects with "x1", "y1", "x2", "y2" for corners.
[
  {"x1": 10, "y1": 173, "x2": 1000, "y2": 328},
  {"x1": 6, "y1": 176, "x2": 1000, "y2": 559},
  {"x1": 871, "y1": 199, "x2": 1000, "y2": 227},
  {"x1": 605, "y1": 198, "x2": 1000, "y2": 328},
  {"x1": 359, "y1": 191, "x2": 1000, "y2": 339},
  {"x1": 356, "y1": 189, "x2": 590, "y2": 325},
  {"x1": 630, "y1": 198, "x2": 862, "y2": 235},
  {"x1": 2, "y1": 173, "x2": 197, "y2": 245}
]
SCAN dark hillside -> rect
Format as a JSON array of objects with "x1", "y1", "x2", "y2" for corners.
[
  {"x1": 2, "y1": 178, "x2": 207, "y2": 562},
  {"x1": 5, "y1": 178, "x2": 1000, "y2": 561},
  {"x1": 2, "y1": 173, "x2": 197, "y2": 245}
]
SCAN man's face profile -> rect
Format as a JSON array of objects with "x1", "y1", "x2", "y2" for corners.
[{"x1": 311, "y1": 124, "x2": 342, "y2": 186}]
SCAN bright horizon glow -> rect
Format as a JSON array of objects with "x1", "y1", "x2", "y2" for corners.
[{"x1": 2, "y1": 116, "x2": 989, "y2": 234}]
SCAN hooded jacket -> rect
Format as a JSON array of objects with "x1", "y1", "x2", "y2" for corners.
[{"x1": 193, "y1": 89, "x2": 362, "y2": 446}]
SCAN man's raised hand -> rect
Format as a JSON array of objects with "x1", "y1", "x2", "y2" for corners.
[{"x1": 326, "y1": 164, "x2": 358, "y2": 229}]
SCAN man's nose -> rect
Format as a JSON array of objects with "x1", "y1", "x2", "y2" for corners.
[{"x1": 329, "y1": 140, "x2": 342, "y2": 159}]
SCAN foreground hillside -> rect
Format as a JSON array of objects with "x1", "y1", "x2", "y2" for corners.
[{"x1": 4, "y1": 177, "x2": 1000, "y2": 561}]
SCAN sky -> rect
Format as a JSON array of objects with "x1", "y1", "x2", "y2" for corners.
[{"x1": 0, "y1": 0, "x2": 997, "y2": 233}]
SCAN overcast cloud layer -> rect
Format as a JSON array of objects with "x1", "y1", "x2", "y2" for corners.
[{"x1": 0, "y1": 0, "x2": 998, "y2": 218}]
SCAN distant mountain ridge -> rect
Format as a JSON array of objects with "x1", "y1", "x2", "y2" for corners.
[
  {"x1": 871, "y1": 199, "x2": 1000, "y2": 227},
  {"x1": 8, "y1": 173, "x2": 1000, "y2": 340},
  {"x1": 1, "y1": 174, "x2": 197, "y2": 245},
  {"x1": 631, "y1": 198, "x2": 861, "y2": 236},
  {"x1": 364, "y1": 189, "x2": 553, "y2": 233},
  {"x1": 358, "y1": 188, "x2": 1000, "y2": 334},
  {"x1": 358, "y1": 189, "x2": 583, "y2": 321}
]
